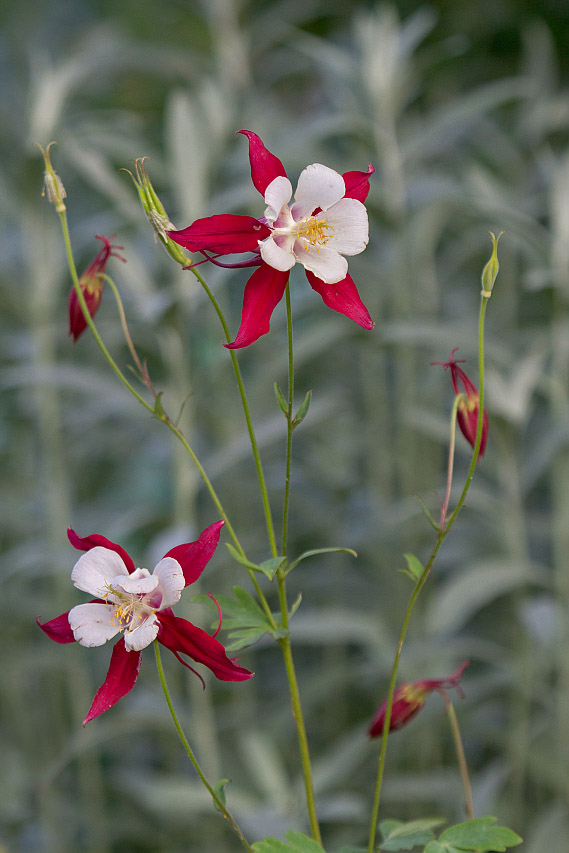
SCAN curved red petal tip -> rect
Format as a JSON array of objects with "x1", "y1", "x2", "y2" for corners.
[
  {"x1": 224, "y1": 265, "x2": 289, "y2": 349},
  {"x1": 305, "y1": 271, "x2": 374, "y2": 330},
  {"x1": 67, "y1": 527, "x2": 136, "y2": 573},
  {"x1": 168, "y1": 214, "x2": 270, "y2": 255},
  {"x1": 164, "y1": 520, "x2": 225, "y2": 587},
  {"x1": 342, "y1": 163, "x2": 375, "y2": 202},
  {"x1": 37, "y1": 612, "x2": 76, "y2": 644},
  {"x1": 236, "y1": 130, "x2": 287, "y2": 196},
  {"x1": 82, "y1": 639, "x2": 142, "y2": 725}
]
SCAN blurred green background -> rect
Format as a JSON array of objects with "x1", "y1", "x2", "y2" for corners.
[{"x1": 2, "y1": 0, "x2": 569, "y2": 850}]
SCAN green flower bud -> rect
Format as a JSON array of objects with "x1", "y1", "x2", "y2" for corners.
[{"x1": 481, "y1": 230, "x2": 503, "y2": 298}]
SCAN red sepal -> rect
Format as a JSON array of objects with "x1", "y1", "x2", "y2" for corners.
[
  {"x1": 342, "y1": 163, "x2": 375, "y2": 203},
  {"x1": 225, "y1": 264, "x2": 289, "y2": 349},
  {"x1": 67, "y1": 527, "x2": 136, "y2": 573},
  {"x1": 237, "y1": 130, "x2": 288, "y2": 196},
  {"x1": 83, "y1": 637, "x2": 142, "y2": 725},
  {"x1": 37, "y1": 611, "x2": 75, "y2": 644},
  {"x1": 158, "y1": 611, "x2": 253, "y2": 682},
  {"x1": 168, "y1": 215, "x2": 270, "y2": 255},
  {"x1": 305, "y1": 270, "x2": 374, "y2": 330},
  {"x1": 164, "y1": 521, "x2": 224, "y2": 587}
]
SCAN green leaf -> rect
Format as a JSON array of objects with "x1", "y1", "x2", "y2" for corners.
[
  {"x1": 288, "y1": 592, "x2": 303, "y2": 619},
  {"x1": 215, "y1": 586, "x2": 271, "y2": 630},
  {"x1": 292, "y1": 389, "x2": 312, "y2": 428},
  {"x1": 415, "y1": 493, "x2": 440, "y2": 532},
  {"x1": 286, "y1": 547, "x2": 357, "y2": 575},
  {"x1": 379, "y1": 817, "x2": 446, "y2": 851},
  {"x1": 259, "y1": 556, "x2": 288, "y2": 580},
  {"x1": 437, "y1": 817, "x2": 522, "y2": 851},
  {"x1": 252, "y1": 830, "x2": 326, "y2": 853},
  {"x1": 224, "y1": 627, "x2": 272, "y2": 651},
  {"x1": 153, "y1": 391, "x2": 165, "y2": 418},
  {"x1": 212, "y1": 778, "x2": 229, "y2": 813},
  {"x1": 398, "y1": 553, "x2": 424, "y2": 584},
  {"x1": 274, "y1": 382, "x2": 289, "y2": 415},
  {"x1": 225, "y1": 543, "x2": 262, "y2": 573},
  {"x1": 424, "y1": 842, "x2": 448, "y2": 853}
]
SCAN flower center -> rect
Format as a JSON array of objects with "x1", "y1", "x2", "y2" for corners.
[
  {"x1": 294, "y1": 216, "x2": 334, "y2": 252},
  {"x1": 104, "y1": 584, "x2": 155, "y2": 632}
]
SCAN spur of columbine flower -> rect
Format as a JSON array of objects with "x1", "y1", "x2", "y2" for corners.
[
  {"x1": 38, "y1": 521, "x2": 253, "y2": 724},
  {"x1": 432, "y1": 347, "x2": 489, "y2": 457},
  {"x1": 369, "y1": 661, "x2": 469, "y2": 738},
  {"x1": 69, "y1": 235, "x2": 125, "y2": 341},
  {"x1": 168, "y1": 130, "x2": 375, "y2": 348}
]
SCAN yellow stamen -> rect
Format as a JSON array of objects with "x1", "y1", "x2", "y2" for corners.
[{"x1": 295, "y1": 217, "x2": 334, "y2": 253}]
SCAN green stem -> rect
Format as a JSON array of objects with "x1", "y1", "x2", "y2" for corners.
[
  {"x1": 367, "y1": 295, "x2": 489, "y2": 853},
  {"x1": 282, "y1": 283, "x2": 294, "y2": 557},
  {"x1": 154, "y1": 642, "x2": 253, "y2": 853},
  {"x1": 191, "y1": 267, "x2": 279, "y2": 558},
  {"x1": 443, "y1": 695, "x2": 475, "y2": 820}
]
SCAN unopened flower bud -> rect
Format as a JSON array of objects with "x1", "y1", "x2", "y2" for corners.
[
  {"x1": 432, "y1": 348, "x2": 489, "y2": 457},
  {"x1": 369, "y1": 661, "x2": 469, "y2": 738},
  {"x1": 481, "y1": 231, "x2": 503, "y2": 298},
  {"x1": 69, "y1": 236, "x2": 125, "y2": 341},
  {"x1": 38, "y1": 142, "x2": 67, "y2": 213}
]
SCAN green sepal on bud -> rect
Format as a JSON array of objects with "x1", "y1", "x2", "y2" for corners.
[
  {"x1": 274, "y1": 382, "x2": 288, "y2": 415},
  {"x1": 123, "y1": 158, "x2": 188, "y2": 267},
  {"x1": 292, "y1": 389, "x2": 312, "y2": 429},
  {"x1": 481, "y1": 230, "x2": 503, "y2": 298}
]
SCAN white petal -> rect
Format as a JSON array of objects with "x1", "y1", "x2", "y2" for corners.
[
  {"x1": 294, "y1": 241, "x2": 348, "y2": 283},
  {"x1": 264, "y1": 176, "x2": 292, "y2": 223},
  {"x1": 114, "y1": 568, "x2": 158, "y2": 595},
  {"x1": 68, "y1": 602, "x2": 120, "y2": 647},
  {"x1": 291, "y1": 164, "x2": 345, "y2": 220},
  {"x1": 259, "y1": 235, "x2": 297, "y2": 271},
  {"x1": 322, "y1": 198, "x2": 369, "y2": 256},
  {"x1": 71, "y1": 547, "x2": 129, "y2": 598},
  {"x1": 124, "y1": 615, "x2": 159, "y2": 651},
  {"x1": 153, "y1": 557, "x2": 185, "y2": 609}
]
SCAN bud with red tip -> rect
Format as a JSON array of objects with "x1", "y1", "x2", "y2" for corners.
[
  {"x1": 368, "y1": 661, "x2": 469, "y2": 738},
  {"x1": 432, "y1": 348, "x2": 488, "y2": 457},
  {"x1": 69, "y1": 236, "x2": 125, "y2": 341}
]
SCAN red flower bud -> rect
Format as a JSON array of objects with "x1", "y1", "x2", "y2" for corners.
[
  {"x1": 369, "y1": 661, "x2": 469, "y2": 738},
  {"x1": 432, "y1": 348, "x2": 488, "y2": 456},
  {"x1": 69, "y1": 235, "x2": 125, "y2": 341}
]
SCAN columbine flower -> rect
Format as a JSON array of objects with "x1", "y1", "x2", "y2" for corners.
[
  {"x1": 168, "y1": 130, "x2": 375, "y2": 348},
  {"x1": 368, "y1": 661, "x2": 469, "y2": 738},
  {"x1": 432, "y1": 347, "x2": 489, "y2": 457},
  {"x1": 69, "y1": 235, "x2": 125, "y2": 341},
  {"x1": 38, "y1": 522, "x2": 253, "y2": 724}
]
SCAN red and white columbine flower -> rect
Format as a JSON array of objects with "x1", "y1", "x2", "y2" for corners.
[
  {"x1": 432, "y1": 347, "x2": 489, "y2": 457},
  {"x1": 368, "y1": 661, "x2": 469, "y2": 738},
  {"x1": 69, "y1": 235, "x2": 125, "y2": 342},
  {"x1": 168, "y1": 130, "x2": 375, "y2": 348},
  {"x1": 38, "y1": 522, "x2": 252, "y2": 724}
]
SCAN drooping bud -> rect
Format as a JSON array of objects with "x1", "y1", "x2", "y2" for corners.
[
  {"x1": 69, "y1": 236, "x2": 125, "y2": 341},
  {"x1": 369, "y1": 661, "x2": 469, "y2": 738},
  {"x1": 432, "y1": 348, "x2": 489, "y2": 457},
  {"x1": 481, "y1": 230, "x2": 503, "y2": 298},
  {"x1": 123, "y1": 158, "x2": 188, "y2": 266},
  {"x1": 37, "y1": 142, "x2": 67, "y2": 213}
]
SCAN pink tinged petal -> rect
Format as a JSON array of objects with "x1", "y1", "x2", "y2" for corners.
[
  {"x1": 168, "y1": 215, "x2": 270, "y2": 255},
  {"x1": 152, "y1": 557, "x2": 184, "y2": 608},
  {"x1": 342, "y1": 163, "x2": 375, "y2": 202},
  {"x1": 296, "y1": 242, "x2": 348, "y2": 283},
  {"x1": 83, "y1": 638, "x2": 141, "y2": 725},
  {"x1": 259, "y1": 234, "x2": 297, "y2": 272},
  {"x1": 114, "y1": 568, "x2": 157, "y2": 595},
  {"x1": 37, "y1": 611, "x2": 76, "y2": 644},
  {"x1": 291, "y1": 164, "x2": 345, "y2": 220},
  {"x1": 158, "y1": 611, "x2": 253, "y2": 682},
  {"x1": 67, "y1": 527, "x2": 136, "y2": 573},
  {"x1": 306, "y1": 270, "x2": 375, "y2": 330},
  {"x1": 68, "y1": 602, "x2": 121, "y2": 647},
  {"x1": 237, "y1": 130, "x2": 287, "y2": 196},
  {"x1": 322, "y1": 198, "x2": 369, "y2": 256},
  {"x1": 264, "y1": 176, "x2": 293, "y2": 223},
  {"x1": 71, "y1": 547, "x2": 129, "y2": 597},
  {"x1": 224, "y1": 264, "x2": 289, "y2": 349},
  {"x1": 164, "y1": 521, "x2": 224, "y2": 587},
  {"x1": 123, "y1": 615, "x2": 159, "y2": 651}
]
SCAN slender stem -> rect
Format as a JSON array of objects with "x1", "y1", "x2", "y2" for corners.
[
  {"x1": 442, "y1": 695, "x2": 475, "y2": 820},
  {"x1": 282, "y1": 283, "x2": 294, "y2": 557},
  {"x1": 191, "y1": 267, "x2": 279, "y2": 558},
  {"x1": 367, "y1": 295, "x2": 489, "y2": 853},
  {"x1": 153, "y1": 642, "x2": 253, "y2": 853},
  {"x1": 440, "y1": 395, "x2": 461, "y2": 528}
]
